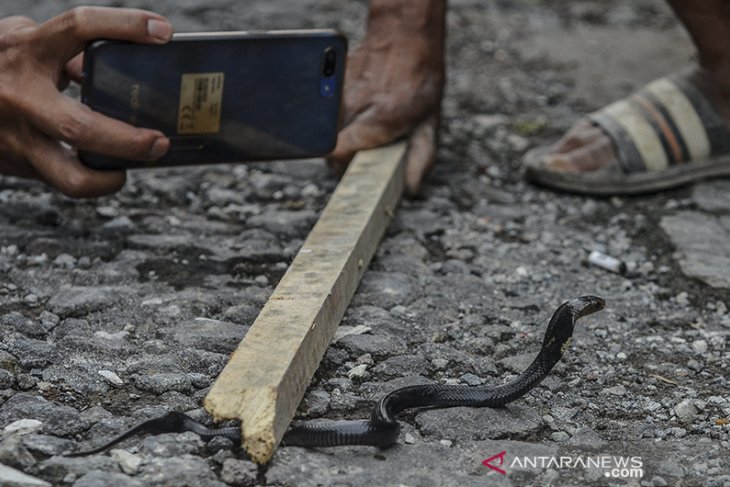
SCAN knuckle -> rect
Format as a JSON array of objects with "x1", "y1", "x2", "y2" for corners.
[
  {"x1": 0, "y1": 17, "x2": 36, "y2": 51},
  {"x1": 57, "y1": 169, "x2": 93, "y2": 198},
  {"x1": 59, "y1": 7, "x2": 90, "y2": 35},
  {"x1": 56, "y1": 110, "x2": 91, "y2": 144}
]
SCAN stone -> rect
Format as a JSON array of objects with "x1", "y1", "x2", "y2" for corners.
[
  {"x1": 0, "y1": 434, "x2": 36, "y2": 469},
  {"x1": 220, "y1": 458, "x2": 258, "y2": 486},
  {"x1": 347, "y1": 364, "x2": 369, "y2": 380},
  {"x1": 566, "y1": 428, "x2": 607, "y2": 450},
  {"x1": 0, "y1": 368, "x2": 15, "y2": 388},
  {"x1": 0, "y1": 463, "x2": 50, "y2": 487},
  {"x1": 100, "y1": 216, "x2": 137, "y2": 235},
  {"x1": 138, "y1": 455, "x2": 226, "y2": 486},
  {"x1": 650, "y1": 475, "x2": 668, "y2": 487},
  {"x1": 550, "y1": 431, "x2": 569, "y2": 442},
  {"x1": 2, "y1": 334, "x2": 57, "y2": 369},
  {"x1": 415, "y1": 405, "x2": 542, "y2": 441},
  {"x1": 352, "y1": 272, "x2": 417, "y2": 309},
  {"x1": 22, "y1": 435, "x2": 76, "y2": 457},
  {"x1": 98, "y1": 370, "x2": 124, "y2": 387},
  {"x1": 460, "y1": 373, "x2": 484, "y2": 386},
  {"x1": 73, "y1": 470, "x2": 143, "y2": 487},
  {"x1": 691, "y1": 340, "x2": 708, "y2": 355},
  {"x1": 0, "y1": 394, "x2": 88, "y2": 437},
  {"x1": 1, "y1": 313, "x2": 46, "y2": 338},
  {"x1": 138, "y1": 432, "x2": 204, "y2": 457},
  {"x1": 674, "y1": 399, "x2": 698, "y2": 421},
  {"x1": 371, "y1": 355, "x2": 429, "y2": 377},
  {"x1": 158, "y1": 318, "x2": 248, "y2": 354},
  {"x1": 246, "y1": 210, "x2": 317, "y2": 237},
  {"x1": 661, "y1": 212, "x2": 730, "y2": 289},
  {"x1": 4, "y1": 419, "x2": 43, "y2": 436},
  {"x1": 336, "y1": 333, "x2": 406, "y2": 358},
  {"x1": 110, "y1": 449, "x2": 143, "y2": 475},
  {"x1": 34, "y1": 456, "x2": 118, "y2": 485},
  {"x1": 46, "y1": 287, "x2": 127, "y2": 318},
  {"x1": 602, "y1": 385, "x2": 626, "y2": 396},
  {"x1": 301, "y1": 389, "x2": 330, "y2": 417},
  {"x1": 133, "y1": 373, "x2": 194, "y2": 394},
  {"x1": 206, "y1": 436, "x2": 234, "y2": 454},
  {"x1": 692, "y1": 181, "x2": 730, "y2": 213}
]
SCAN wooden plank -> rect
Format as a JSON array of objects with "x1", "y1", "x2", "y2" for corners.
[{"x1": 204, "y1": 142, "x2": 407, "y2": 464}]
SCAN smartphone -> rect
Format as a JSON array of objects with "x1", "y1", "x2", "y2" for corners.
[{"x1": 79, "y1": 30, "x2": 347, "y2": 170}]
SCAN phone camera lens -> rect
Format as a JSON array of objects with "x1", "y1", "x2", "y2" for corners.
[{"x1": 323, "y1": 48, "x2": 337, "y2": 77}]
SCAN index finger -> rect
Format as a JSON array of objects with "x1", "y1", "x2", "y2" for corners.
[{"x1": 34, "y1": 7, "x2": 173, "y2": 62}]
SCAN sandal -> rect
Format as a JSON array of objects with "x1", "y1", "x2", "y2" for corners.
[{"x1": 523, "y1": 74, "x2": 730, "y2": 195}]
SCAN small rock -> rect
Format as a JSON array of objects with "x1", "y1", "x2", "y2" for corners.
[
  {"x1": 52, "y1": 254, "x2": 76, "y2": 269},
  {"x1": 0, "y1": 435, "x2": 37, "y2": 469},
  {"x1": 0, "y1": 394, "x2": 88, "y2": 436},
  {"x1": 550, "y1": 431, "x2": 569, "y2": 442},
  {"x1": 22, "y1": 435, "x2": 75, "y2": 457},
  {"x1": 602, "y1": 385, "x2": 626, "y2": 396},
  {"x1": 4, "y1": 419, "x2": 44, "y2": 436},
  {"x1": 460, "y1": 373, "x2": 484, "y2": 386},
  {"x1": 46, "y1": 287, "x2": 125, "y2": 318},
  {"x1": 74, "y1": 470, "x2": 143, "y2": 487},
  {"x1": 439, "y1": 439, "x2": 453, "y2": 447},
  {"x1": 138, "y1": 455, "x2": 222, "y2": 486},
  {"x1": 133, "y1": 373, "x2": 193, "y2": 394},
  {"x1": 692, "y1": 340, "x2": 708, "y2": 355},
  {"x1": 220, "y1": 458, "x2": 258, "y2": 486},
  {"x1": 38, "y1": 312, "x2": 60, "y2": 332},
  {"x1": 674, "y1": 399, "x2": 698, "y2": 421},
  {"x1": 0, "y1": 463, "x2": 50, "y2": 487},
  {"x1": 651, "y1": 475, "x2": 668, "y2": 486},
  {"x1": 675, "y1": 292, "x2": 690, "y2": 306},
  {"x1": 96, "y1": 206, "x2": 119, "y2": 218},
  {"x1": 356, "y1": 353, "x2": 374, "y2": 365},
  {"x1": 206, "y1": 436, "x2": 234, "y2": 454},
  {"x1": 101, "y1": 216, "x2": 137, "y2": 235},
  {"x1": 138, "y1": 432, "x2": 203, "y2": 457},
  {"x1": 431, "y1": 358, "x2": 448, "y2": 370},
  {"x1": 347, "y1": 364, "x2": 369, "y2": 380},
  {"x1": 404, "y1": 433, "x2": 416, "y2": 444},
  {"x1": 0, "y1": 369, "x2": 15, "y2": 389},
  {"x1": 98, "y1": 370, "x2": 124, "y2": 387},
  {"x1": 110, "y1": 449, "x2": 143, "y2": 475},
  {"x1": 302, "y1": 389, "x2": 330, "y2": 416}
]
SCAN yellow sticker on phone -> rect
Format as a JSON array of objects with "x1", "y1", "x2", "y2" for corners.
[{"x1": 178, "y1": 72, "x2": 224, "y2": 134}]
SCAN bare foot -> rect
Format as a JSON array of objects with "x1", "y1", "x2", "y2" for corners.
[{"x1": 533, "y1": 68, "x2": 730, "y2": 176}]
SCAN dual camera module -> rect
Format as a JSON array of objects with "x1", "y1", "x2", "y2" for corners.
[{"x1": 320, "y1": 47, "x2": 338, "y2": 98}]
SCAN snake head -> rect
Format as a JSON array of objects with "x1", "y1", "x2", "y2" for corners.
[{"x1": 541, "y1": 295, "x2": 605, "y2": 360}]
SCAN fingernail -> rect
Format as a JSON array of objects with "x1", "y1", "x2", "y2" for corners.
[
  {"x1": 147, "y1": 19, "x2": 173, "y2": 42},
  {"x1": 149, "y1": 138, "x2": 169, "y2": 159}
]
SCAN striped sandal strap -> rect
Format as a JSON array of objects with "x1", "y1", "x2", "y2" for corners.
[{"x1": 588, "y1": 76, "x2": 730, "y2": 174}]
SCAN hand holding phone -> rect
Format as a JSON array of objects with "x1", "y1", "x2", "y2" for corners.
[
  {"x1": 80, "y1": 31, "x2": 347, "y2": 170},
  {"x1": 0, "y1": 7, "x2": 174, "y2": 198}
]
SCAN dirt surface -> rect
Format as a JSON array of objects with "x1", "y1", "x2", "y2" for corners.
[{"x1": 0, "y1": 1, "x2": 728, "y2": 486}]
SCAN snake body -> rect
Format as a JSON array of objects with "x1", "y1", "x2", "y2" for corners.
[{"x1": 69, "y1": 295, "x2": 604, "y2": 456}]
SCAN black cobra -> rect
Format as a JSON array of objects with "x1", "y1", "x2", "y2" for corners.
[{"x1": 69, "y1": 295, "x2": 605, "y2": 456}]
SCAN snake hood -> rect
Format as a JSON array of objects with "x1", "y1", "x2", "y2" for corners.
[{"x1": 540, "y1": 295, "x2": 606, "y2": 367}]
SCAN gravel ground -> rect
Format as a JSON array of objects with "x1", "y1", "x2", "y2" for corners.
[{"x1": 1, "y1": 1, "x2": 728, "y2": 486}]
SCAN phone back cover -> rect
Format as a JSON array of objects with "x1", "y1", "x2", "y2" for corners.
[{"x1": 80, "y1": 32, "x2": 347, "y2": 169}]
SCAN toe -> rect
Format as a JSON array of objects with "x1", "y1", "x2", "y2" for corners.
[{"x1": 538, "y1": 120, "x2": 618, "y2": 173}]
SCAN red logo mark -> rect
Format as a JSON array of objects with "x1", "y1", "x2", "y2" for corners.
[{"x1": 482, "y1": 451, "x2": 507, "y2": 475}]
